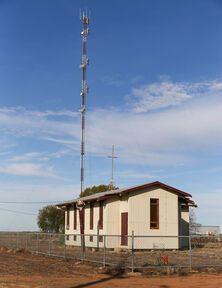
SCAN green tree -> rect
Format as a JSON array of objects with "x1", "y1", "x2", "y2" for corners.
[
  {"x1": 37, "y1": 205, "x2": 65, "y2": 233},
  {"x1": 79, "y1": 184, "x2": 118, "y2": 198}
]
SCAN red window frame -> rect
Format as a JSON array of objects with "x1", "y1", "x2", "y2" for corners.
[
  {"x1": 90, "y1": 202, "x2": 94, "y2": 230},
  {"x1": 66, "y1": 207, "x2": 70, "y2": 228},
  {"x1": 99, "y1": 201, "x2": 103, "y2": 229},
  {"x1": 150, "y1": 198, "x2": 159, "y2": 229},
  {"x1": 73, "y1": 206, "x2": 77, "y2": 230}
]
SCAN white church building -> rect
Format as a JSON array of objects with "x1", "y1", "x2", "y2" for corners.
[{"x1": 57, "y1": 181, "x2": 196, "y2": 250}]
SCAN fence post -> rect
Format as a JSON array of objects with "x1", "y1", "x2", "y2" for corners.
[
  {"x1": 80, "y1": 234, "x2": 83, "y2": 261},
  {"x1": 131, "y1": 231, "x2": 134, "y2": 273},
  {"x1": 83, "y1": 234, "x2": 85, "y2": 261},
  {"x1": 81, "y1": 234, "x2": 83, "y2": 261},
  {"x1": 16, "y1": 232, "x2": 19, "y2": 250},
  {"x1": 49, "y1": 233, "x2": 51, "y2": 256},
  {"x1": 97, "y1": 222, "x2": 99, "y2": 251},
  {"x1": 25, "y1": 233, "x2": 28, "y2": 251},
  {"x1": 189, "y1": 235, "x2": 192, "y2": 270},
  {"x1": 103, "y1": 235, "x2": 106, "y2": 267},
  {"x1": 64, "y1": 234, "x2": 67, "y2": 258},
  {"x1": 36, "y1": 233, "x2": 39, "y2": 254}
]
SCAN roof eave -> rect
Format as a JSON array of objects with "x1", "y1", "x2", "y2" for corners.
[{"x1": 55, "y1": 181, "x2": 195, "y2": 207}]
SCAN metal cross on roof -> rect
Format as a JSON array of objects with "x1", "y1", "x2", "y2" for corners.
[{"x1": 108, "y1": 145, "x2": 118, "y2": 189}]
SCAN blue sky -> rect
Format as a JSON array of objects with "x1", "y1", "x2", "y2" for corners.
[{"x1": 0, "y1": 0, "x2": 222, "y2": 230}]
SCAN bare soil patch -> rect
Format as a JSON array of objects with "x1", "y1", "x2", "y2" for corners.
[{"x1": 0, "y1": 248, "x2": 221, "y2": 287}]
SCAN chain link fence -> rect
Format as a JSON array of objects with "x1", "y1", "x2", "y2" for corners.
[{"x1": 0, "y1": 232, "x2": 221, "y2": 271}]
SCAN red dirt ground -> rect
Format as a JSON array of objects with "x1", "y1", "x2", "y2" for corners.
[{"x1": 0, "y1": 248, "x2": 221, "y2": 287}]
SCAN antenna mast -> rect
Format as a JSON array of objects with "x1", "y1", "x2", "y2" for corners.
[{"x1": 80, "y1": 10, "x2": 90, "y2": 194}]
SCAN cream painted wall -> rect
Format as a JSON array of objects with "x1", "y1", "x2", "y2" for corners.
[
  {"x1": 65, "y1": 202, "x2": 106, "y2": 248},
  {"x1": 64, "y1": 187, "x2": 189, "y2": 249},
  {"x1": 128, "y1": 187, "x2": 179, "y2": 249},
  {"x1": 106, "y1": 197, "x2": 120, "y2": 235},
  {"x1": 129, "y1": 187, "x2": 178, "y2": 236}
]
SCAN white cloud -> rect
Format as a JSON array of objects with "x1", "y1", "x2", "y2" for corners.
[
  {"x1": 128, "y1": 80, "x2": 222, "y2": 112},
  {"x1": 82, "y1": 84, "x2": 222, "y2": 164},
  {"x1": 0, "y1": 162, "x2": 57, "y2": 178},
  {"x1": 0, "y1": 106, "x2": 79, "y2": 140},
  {"x1": 0, "y1": 182, "x2": 80, "y2": 202},
  {"x1": 0, "y1": 182, "x2": 81, "y2": 230},
  {"x1": 0, "y1": 107, "x2": 79, "y2": 118},
  {"x1": 49, "y1": 149, "x2": 74, "y2": 158},
  {"x1": 30, "y1": 110, "x2": 79, "y2": 118},
  {"x1": 42, "y1": 136, "x2": 78, "y2": 146},
  {"x1": 0, "y1": 79, "x2": 222, "y2": 167},
  {"x1": 11, "y1": 149, "x2": 73, "y2": 162},
  {"x1": 0, "y1": 80, "x2": 222, "y2": 230},
  {"x1": 10, "y1": 152, "x2": 49, "y2": 162},
  {"x1": 129, "y1": 81, "x2": 192, "y2": 112}
]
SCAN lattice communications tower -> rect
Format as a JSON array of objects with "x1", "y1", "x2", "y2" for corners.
[{"x1": 80, "y1": 10, "x2": 90, "y2": 194}]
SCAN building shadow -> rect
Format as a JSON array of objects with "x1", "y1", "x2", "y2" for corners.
[
  {"x1": 70, "y1": 275, "x2": 124, "y2": 288},
  {"x1": 70, "y1": 276, "x2": 171, "y2": 288}
]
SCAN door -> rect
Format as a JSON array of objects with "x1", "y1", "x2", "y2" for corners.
[{"x1": 121, "y1": 212, "x2": 128, "y2": 246}]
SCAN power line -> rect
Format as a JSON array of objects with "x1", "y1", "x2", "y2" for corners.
[
  {"x1": 0, "y1": 201, "x2": 63, "y2": 204},
  {"x1": 0, "y1": 207, "x2": 37, "y2": 216}
]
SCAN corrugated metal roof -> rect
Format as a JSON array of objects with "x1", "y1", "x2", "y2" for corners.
[
  {"x1": 57, "y1": 186, "x2": 129, "y2": 206},
  {"x1": 57, "y1": 181, "x2": 196, "y2": 207}
]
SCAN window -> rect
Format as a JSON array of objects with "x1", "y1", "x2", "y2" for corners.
[
  {"x1": 99, "y1": 201, "x2": 103, "y2": 229},
  {"x1": 73, "y1": 206, "x2": 77, "y2": 230},
  {"x1": 66, "y1": 207, "x2": 70, "y2": 229},
  {"x1": 82, "y1": 208, "x2": 85, "y2": 229},
  {"x1": 150, "y1": 199, "x2": 159, "y2": 229},
  {"x1": 73, "y1": 235, "x2": 77, "y2": 241},
  {"x1": 99, "y1": 235, "x2": 103, "y2": 242},
  {"x1": 90, "y1": 203, "x2": 94, "y2": 230},
  {"x1": 66, "y1": 235, "x2": 69, "y2": 241},
  {"x1": 79, "y1": 208, "x2": 85, "y2": 234},
  {"x1": 89, "y1": 235, "x2": 93, "y2": 242}
]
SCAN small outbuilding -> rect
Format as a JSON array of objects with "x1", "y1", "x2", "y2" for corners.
[
  {"x1": 195, "y1": 225, "x2": 220, "y2": 236},
  {"x1": 57, "y1": 181, "x2": 196, "y2": 249}
]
